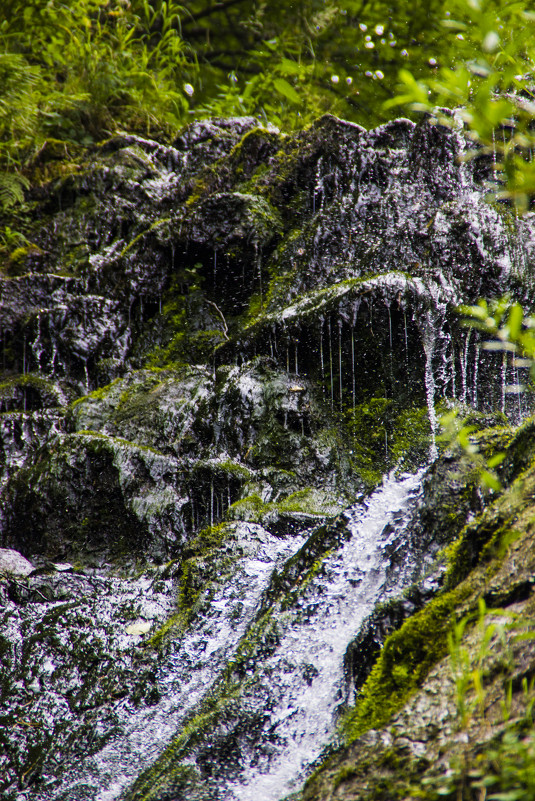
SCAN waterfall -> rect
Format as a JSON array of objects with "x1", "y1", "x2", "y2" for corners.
[
  {"x1": 43, "y1": 471, "x2": 426, "y2": 801},
  {"x1": 224, "y1": 469, "x2": 425, "y2": 800},
  {"x1": 2, "y1": 115, "x2": 533, "y2": 801},
  {"x1": 50, "y1": 525, "x2": 307, "y2": 801}
]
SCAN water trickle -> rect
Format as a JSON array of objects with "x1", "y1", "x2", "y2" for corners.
[
  {"x1": 421, "y1": 312, "x2": 439, "y2": 461},
  {"x1": 338, "y1": 320, "x2": 343, "y2": 411},
  {"x1": 501, "y1": 351, "x2": 507, "y2": 415},
  {"x1": 319, "y1": 320, "x2": 325, "y2": 388},
  {"x1": 461, "y1": 329, "x2": 472, "y2": 404},
  {"x1": 472, "y1": 339, "x2": 480, "y2": 408},
  {"x1": 32, "y1": 312, "x2": 44, "y2": 372},
  {"x1": 403, "y1": 310, "x2": 408, "y2": 364},
  {"x1": 328, "y1": 318, "x2": 334, "y2": 409},
  {"x1": 351, "y1": 325, "x2": 356, "y2": 411},
  {"x1": 449, "y1": 339, "x2": 457, "y2": 400},
  {"x1": 61, "y1": 526, "x2": 306, "y2": 801}
]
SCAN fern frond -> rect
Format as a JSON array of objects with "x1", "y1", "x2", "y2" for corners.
[{"x1": 0, "y1": 171, "x2": 29, "y2": 210}]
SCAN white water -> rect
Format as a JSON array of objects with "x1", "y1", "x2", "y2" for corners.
[
  {"x1": 44, "y1": 471, "x2": 426, "y2": 801},
  {"x1": 50, "y1": 524, "x2": 305, "y2": 801},
  {"x1": 226, "y1": 468, "x2": 425, "y2": 801}
]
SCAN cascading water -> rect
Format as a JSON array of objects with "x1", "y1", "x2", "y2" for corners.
[
  {"x1": 44, "y1": 469, "x2": 426, "y2": 801},
  {"x1": 46, "y1": 524, "x2": 307, "y2": 801},
  {"x1": 2, "y1": 114, "x2": 535, "y2": 801},
  {"x1": 223, "y1": 469, "x2": 426, "y2": 801}
]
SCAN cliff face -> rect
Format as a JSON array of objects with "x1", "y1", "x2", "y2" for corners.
[{"x1": 1, "y1": 115, "x2": 535, "y2": 801}]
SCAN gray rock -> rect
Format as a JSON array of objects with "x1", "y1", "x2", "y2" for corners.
[{"x1": 0, "y1": 547, "x2": 34, "y2": 577}]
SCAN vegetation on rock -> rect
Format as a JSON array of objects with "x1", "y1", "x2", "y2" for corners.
[{"x1": 2, "y1": 2, "x2": 535, "y2": 797}]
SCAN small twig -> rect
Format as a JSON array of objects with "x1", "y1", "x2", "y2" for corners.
[
  {"x1": 206, "y1": 300, "x2": 229, "y2": 340},
  {"x1": 9, "y1": 577, "x2": 49, "y2": 602}
]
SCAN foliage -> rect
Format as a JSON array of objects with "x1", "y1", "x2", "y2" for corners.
[
  {"x1": 179, "y1": 0, "x2": 448, "y2": 129},
  {"x1": 438, "y1": 296, "x2": 535, "y2": 492},
  {"x1": 460, "y1": 297, "x2": 535, "y2": 381},
  {"x1": 0, "y1": 0, "x2": 193, "y2": 167},
  {"x1": 388, "y1": 0, "x2": 535, "y2": 209},
  {"x1": 422, "y1": 601, "x2": 535, "y2": 801},
  {"x1": 1, "y1": 0, "x2": 535, "y2": 204},
  {"x1": 0, "y1": 0, "x2": 456, "y2": 176}
]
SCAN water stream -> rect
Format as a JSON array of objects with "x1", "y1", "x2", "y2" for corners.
[
  {"x1": 225, "y1": 468, "x2": 426, "y2": 801},
  {"x1": 45, "y1": 469, "x2": 426, "y2": 801}
]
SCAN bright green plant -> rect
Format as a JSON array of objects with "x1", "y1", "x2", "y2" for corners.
[
  {"x1": 448, "y1": 598, "x2": 512, "y2": 729},
  {"x1": 438, "y1": 408, "x2": 506, "y2": 491},
  {"x1": 460, "y1": 297, "x2": 535, "y2": 381},
  {"x1": 438, "y1": 296, "x2": 535, "y2": 492},
  {"x1": 387, "y1": 0, "x2": 535, "y2": 209},
  {"x1": 0, "y1": 0, "x2": 194, "y2": 165},
  {"x1": 423, "y1": 603, "x2": 535, "y2": 801}
]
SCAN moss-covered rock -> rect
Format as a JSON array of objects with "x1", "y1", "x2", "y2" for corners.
[{"x1": 1, "y1": 112, "x2": 535, "y2": 801}]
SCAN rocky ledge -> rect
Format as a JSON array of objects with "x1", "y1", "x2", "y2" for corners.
[{"x1": 1, "y1": 114, "x2": 535, "y2": 800}]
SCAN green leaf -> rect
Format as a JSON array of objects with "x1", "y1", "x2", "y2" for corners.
[
  {"x1": 273, "y1": 77, "x2": 300, "y2": 104},
  {"x1": 507, "y1": 303, "x2": 524, "y2": 339},
  {"x1": 480, "y1": 470, "x2": 501, "y2": 492},
  {"x1": 277, "y1": 58, "x2": 303, "y2": 77}
]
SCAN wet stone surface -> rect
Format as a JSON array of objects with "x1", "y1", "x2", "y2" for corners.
[
  {"x1": 0, "y1": 564, "x2": 174, "y2": 800},
  {"x1": 1, "y1": 113, "x2": 535, "y2": 800}
]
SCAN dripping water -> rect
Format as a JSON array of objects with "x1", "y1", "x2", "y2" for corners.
[
  {"x1": 501, "y1": 352, "x2": 507, "y2": 415},
  {"x1": 472, "y1": 340, "x2": 480, "y2": 408},
  {"x1": 421, "y1": 313, "x2": 439, "y2": 461},
  {"x1": 328, "y1": 318, "x2": 334, "y2": 409},
  {"x1": 461, "y1": 329, "x2": 472, "y2": 404},
  {"x1": 338, "y1": 321, "x2": 343, "y2": 411},
  {"x1": 351, "y1": 325, "x2": 356, "y2": 412},
  {"x1": 319, "y1": 321, "x2": 325, "y2": 390}
]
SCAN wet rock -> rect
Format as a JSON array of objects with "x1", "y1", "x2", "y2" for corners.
[
  {"x1": 1, "y1": 112, "x2": 535, "y2": 801},
  {"x1": 0, "y1": 547, "x2": 34, "y2": 576}
]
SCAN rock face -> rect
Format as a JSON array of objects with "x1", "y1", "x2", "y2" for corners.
[{"x1": 1, "y1": 115, "x2": 535, "y2": 800}]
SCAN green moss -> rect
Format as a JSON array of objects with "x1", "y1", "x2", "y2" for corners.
[
  {"x1": 340, "y1": 585, "x2": 471, "y2": 743},
  {"x1": 226, "y1": 493, "x2": 269, "y2": 522},
  {"x1": 343, "y1": 400, "x2": 431, "y2": 490},
  {"x1": 226, "y1": 486, "x2": 343, "y2": 525},
  {"x1": 0, "y1": 373, "x2": 60, "y2": 395},
  {"x1": 69, "y1": 376, "x2": 122, "y2": 410},
  {"x1": 120, "y1": 218, "x2": 170, "y2": 257}
]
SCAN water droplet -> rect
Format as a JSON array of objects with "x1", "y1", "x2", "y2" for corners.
[
  {"x1": 346, "y1": 76, "x2": 353, "y2": 85},
  {"x1": 365, "y1": 41, "x2": 375, "y2": 49},
  {"x1": 374, "y1": 24, "x2": 384, "y2": 35},
  {"x1": 482, "y1": 31, "x2": 500, "y2": 52},
  {"x1": 183, "y1": 83, "x2": 194, "y2": 97},
  {"x1": 375, "y1": 70, "x2": 384, "y2": 80},
  {"x1": 126, "y1": 621, "x2": 151, "y2": 636},
  {"x1": 429, "y1": 57, "x2": 437, "y2": 66},
  {"x1": 359, "y1": 23, "x2": 367, "y2": 31},
  {"x1": 331, "y1": 74, "x2": 339, "y2": 84}
]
